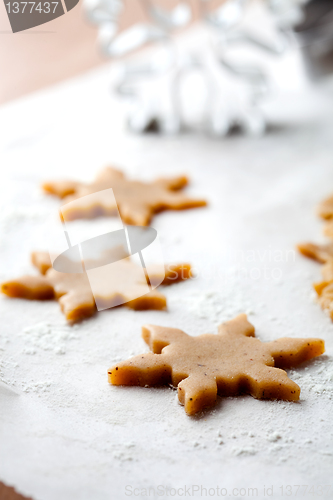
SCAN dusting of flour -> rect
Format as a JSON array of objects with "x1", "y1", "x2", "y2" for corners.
[{"x1": 21, "y1": 321, "x2": 80, "y2": 355}]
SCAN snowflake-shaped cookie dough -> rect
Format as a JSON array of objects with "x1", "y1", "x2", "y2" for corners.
[
  {"x1": 297, "y1": 242, "x2": 333, "y2": 264},
  {"x1": 318, "y1": 193, "x2": 333, "y2": 220},
  {"x1": 109, "y1": 313, "x2": 325, "y2": 415},
  {"x1": 298, "y1": 193, "x2": 333, "y2": 321},
  {"x1": 43, "y1": 167, "x2": 206, "y2": 225},
  {"x1": 1, "y1": 251, "x2": 192, "y2": 323}
]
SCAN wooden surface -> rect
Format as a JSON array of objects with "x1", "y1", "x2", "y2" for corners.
[
  {"x1": 0, "y1": 2, "x2": 104, "y2": 104},
  {"x1": 0, "y1": 0, "x2": 150, "y2": 104},
  {"x1": 0, "y1": 481, "x2": 33, "y2": 500}
]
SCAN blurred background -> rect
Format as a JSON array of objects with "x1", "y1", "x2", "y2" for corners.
[
  {"x1": 0, "y1": 0, "x2": 201, "y2": 104},
  {"x1": 2, "y1": 0, "x2": 333, "y2": 105}
]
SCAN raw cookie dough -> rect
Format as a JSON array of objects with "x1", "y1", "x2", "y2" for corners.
[
  {"x1": 313, "y1": 281, "x2": 333, "y2": 319},
  {"x1": 297, "y1": 193, "x2": 333, "y2": 319},
  {"x1": 108, "y1": 314, "x2": 325, "y2": 415},
  {"x1": 1, "y1": 251, "x2": 192, "y2": 323},
  {"x1": 323, "y1": 220, "x2": 333, "y2": 239},
  {"x1": 42, "y1": 166, "x2": 207, "y2": 226},
  {"x1": 297, "y1": 242, "x2": 333, "y2": 264},
  {"x1": 317, "y1": 193, "x2": 333, "y2": 220}
]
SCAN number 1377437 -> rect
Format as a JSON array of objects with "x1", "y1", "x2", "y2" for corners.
[{"x1": 5, "y1": 1, "x2": 59, "y2": 14}]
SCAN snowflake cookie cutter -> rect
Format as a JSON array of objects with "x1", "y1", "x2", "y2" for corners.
[{"x1": 84, "y1": 0, "x2": 305, "y2": 136}]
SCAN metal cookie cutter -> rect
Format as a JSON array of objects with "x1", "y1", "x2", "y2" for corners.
[{"x1": 84, "y1": 0, "x2": 304, "y2": 136}]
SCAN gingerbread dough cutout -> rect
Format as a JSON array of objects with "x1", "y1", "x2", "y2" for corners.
[
  {"x1": 1, "y1": 251, "x2": 192, "y2": 323},
  {"x1": 108, "y1": 314, "x2": 324, "y2": 415},
  {"x1": 298, "y1": 191, "x2": 333, "y2": 319},
  {"x1": 314, "y1": 280, "x2": 333, "y2": 319},
  {"x1": 298, "y1": 239, "x2": 333, "y2": 318},
  {"x1": 318, "y1": 194, "x2": 333, "y2": 220},
  {"x1": 312, "y1": 256, "x2": 333, "y2": 320},
  {"x1": 42, "y1": 166, "x2": 207, "y2": 226},
  {"x1": 297, "y1": 242, "x2": 333, "y2": 264}
]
